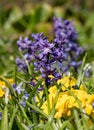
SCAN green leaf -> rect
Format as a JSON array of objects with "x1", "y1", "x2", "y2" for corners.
[
  {"x1": 34, "y1": 4, "x2": 52, "y2": 23},
  {"x1": 26, "y1": 101, "x2": 48, "y2": 119},
  {"x1": 9, "y1": 106, "x2": 18, "y2": 130},
  {"x1": 15, "y1": 117, "x2": 24, "y2": 130},
  {"x1": 77, "y1": 53, "x2": 87, "y2": 87},
  {"x1": 43, "y1": 122, "x2": 53, "y2": 130},
  {"x1": 59, "y1": 121, "x2": 73, "y2": 130},
  {"x1": 27, "y1": 79, "x2": 43, "y2": 103},
  {"x1": 0, "y1": 106, "x2": 8, "y2": 130},
  {"x1": 15, "y1": 100, "x2": 31, "y2": 124},
  {"x1": 73, "y1": 109, "x2": 83, "y2": 130}
]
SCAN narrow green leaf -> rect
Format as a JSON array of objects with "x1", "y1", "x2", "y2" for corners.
[
  {"x1": 27, "y1": 79, "x2": 43, "y2": 103},
  {"x1": 0, "y1": 106, "x2": 8, "y2": 130},
  {"x1": 43, "y1": 122, "x2": 53, "y2": 130},
  {"x1": 73, "y1": 109, "x2": 83, "y2": 130},
  {"x1": 15, "y1": 117, "x2": 24, "y2": 130},
  {"x1": 9, "y1": 106, "x2": 18, "y2": 130},
  {"x1": 21, "y1": 123, "x2": 29, "y2": 130},
  {"x1": 44, "y1": 84, "x2": 50, "y2": 114},
  {"x1": 26, "y1": 101, "x2": 48, "y2": 119},
  {"x1": 77, "y1": 53, "x2": 87, "y2": 86},
  {"x1": 59, "y1": 121, "x2": 69, "y2": 130},
  {"x1": 16, "y1": 100, "x2": 31, "y2": 124}
]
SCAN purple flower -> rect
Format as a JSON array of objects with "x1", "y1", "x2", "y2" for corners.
[
  {"x1": 53, "y1": 17, "x2": 84, "y2": 72},
  {"x1": 17, "y1": 37, "x2": 31, "y2": 51},
  {"x1": 12, "y1": 83, "x2": 30, "y2": 107},
  {"x1": 16, "y1": 16, "x2": 84, "y2": 87},
  {"x1": 24, "y1": 53, "x2": 34, "y2": 62},
  {"x1": 20, "y1": 92, "x2": 30, "y2": 107},
  {"x1": 12, "y1": 83, "x2": 24, "y2": 94},
  {"x1": 20, "y1": 101, "x2": 26, "y2": 107},
  {"x1": 16, "y1": 58, "x2": 27, "y2": 71},
  {"x1": 22, "y1": 92, "x2": 30, "y2": 100}
]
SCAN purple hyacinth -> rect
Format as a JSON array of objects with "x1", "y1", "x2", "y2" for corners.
[
  {"x1": 53, "y1": 17, "x2": 77, "y2": 42},
  {"x1": 17, "y1": 37, "x2": 31, "y2": 51},
  {"x1": 16, "y1": 58, "x2": 27, "y2": 71},
  {"x1": 53, "y1": 17, "x2": 84, "y2": 72},
  {"x1": 16, "y1": 17, "x2": 83, "y2": 87}
]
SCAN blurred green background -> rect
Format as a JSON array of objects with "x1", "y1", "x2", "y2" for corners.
[{"x1": 0, "y1": 0, "x2": 94, "y2": 75}]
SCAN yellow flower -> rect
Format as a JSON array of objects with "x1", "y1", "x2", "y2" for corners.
[
  {"x1": 0, "y1": 79, "x2": 13, "y2": 98},
  {"x1": 85, "y1": 105, "x2": 93, "y2": 115},
  {"x1": 41, "y1": 86, "x2": 78, "y2": 118},
  {"x1": 85, "y1": 95, "x2": 94, "y2": 115},
  {"x1": 41, "y1": 101, "x2": 48, "y2": 114},
  {"x1": 0, "y1": 80, "x2": 6, "y2": 97},
  {"x1": 87, "y1": 95, "x2": 94, "y2": 104},
  {"x1": 49, "y1": 85, "x2": 57, "y2": 94},
  {"x1": 57, "y1": 76, "x2": 79, "y2": 91},
  {"x1": 0, "y1": 88, "x2": 5, "y2": 97},
  {"x1": 41, "y1": 76, "x2": 94, "y2": 119},
  {"x1": 71, "y1": 90, "x2": 88, "y2": 108},
  {"x1": 65, "y1": 96, "x2": 78, "y2": 108},
  {"x1": 54, "y1": 108, "x2": 71, "y2": 118},
  {"x1": 55, "y1": 94, "x2": 72, "y2": 118}
]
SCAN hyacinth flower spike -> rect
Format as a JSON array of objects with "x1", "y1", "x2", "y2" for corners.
[{"x1": 16, "y1": 17, "x2": 83, "y2": 88}]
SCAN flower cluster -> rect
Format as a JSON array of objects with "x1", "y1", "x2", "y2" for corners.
[
  {"x1": 53, "y1": 17, "x2": 83, "y2": 72},
  {"x1": 16, "y1": 17, "x2": 83, "y2": 86},
  {"x1": 41, "y1": 76, "x2": 94, "y2": 118}
]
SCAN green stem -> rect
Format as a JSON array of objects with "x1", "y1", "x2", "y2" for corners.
[{"x1": 44, "y1": 83, "x2": 50, "y2": 114}]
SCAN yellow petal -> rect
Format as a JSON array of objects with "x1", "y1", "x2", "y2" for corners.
[
  {"x1": 57, "y1": 76, "x2": 76, "y2": 91},
  {"x1": 49, "y1": 86, "x2": 57, "y2": 94},
  {"x1": 0, "y1": 89, "x2": 5, "y2": 97},
  {"x1": 87, "y1": 95, "x2": 94, "y2": 104},
  {"x1": 85, "y1": 105, "x2": 93, "y2": 115},
  {"x1": 54, "y1": 111, "x2": 62, "y2": 118}
]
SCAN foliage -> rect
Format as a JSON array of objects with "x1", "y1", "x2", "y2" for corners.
[
  {"x1": 0, "y1": 1, "x2": 94, "y2": 130},
  {"x1": 0, "y1": 2, "x2": 94, "y2": 75}
]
